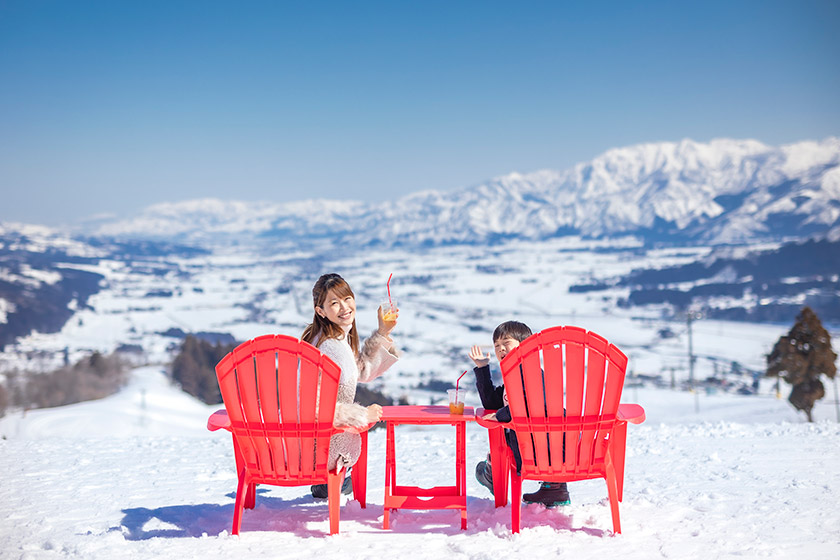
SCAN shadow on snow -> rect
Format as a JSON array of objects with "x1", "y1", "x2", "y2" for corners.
[{"x1": 119, "y1": 489, "x2": 610, "y2": 540}]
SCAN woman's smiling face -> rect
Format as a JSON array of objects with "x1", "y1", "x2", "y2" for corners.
[{"x1": 317, "y1": 287, "x2": 356, "y2": 328}]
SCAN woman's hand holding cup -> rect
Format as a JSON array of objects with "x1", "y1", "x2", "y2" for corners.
[{"x1": 377, "y1": 300, "x2": 398, "y2": 337}]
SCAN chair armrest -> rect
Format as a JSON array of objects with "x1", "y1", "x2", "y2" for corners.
[
  {"x1": 207, "y1": 409, "x2": 231, "y2": 432},
  {"x1": 474, "y1": 408, "x2": 505, "y2": 429},
  {"x1": 617, "y1": 403, "x2": 646, "y2": 424},
  {"x1": 336, "y1": 421, "x2": 377, "y2": 434}
]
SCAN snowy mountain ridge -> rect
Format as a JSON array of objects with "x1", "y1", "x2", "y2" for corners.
[{"x1": 87, "y1": 137, "x2": 840, "y2": 246}]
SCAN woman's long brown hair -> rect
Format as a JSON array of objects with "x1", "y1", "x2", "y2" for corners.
[{"x1": 301, "y1": 273, "x2": 360, "y2": 356}]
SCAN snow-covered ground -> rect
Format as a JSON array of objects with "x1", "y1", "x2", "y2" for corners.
[
  {"x1": 2, "y1": 366, "x2": 839, "y2": 559},
  {"x1": 2, "y1": 236, "x2": 839, "y2": 558}
]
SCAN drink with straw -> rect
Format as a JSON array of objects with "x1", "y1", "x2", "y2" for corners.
[
  {"x1": 447, "y1": 389, "x2": 465, "y2": 415},
  {"x1": 381, "y1": 272, "x2": 398, "y2": 322},
  {"x1": 448, "y1": 370, "x2": 468, "y2": 414},
  {"x1": 380, "y1": 298, "x2": 398, "y2": 322}
]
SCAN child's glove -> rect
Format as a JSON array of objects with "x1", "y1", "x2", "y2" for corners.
[{"x1": 469, "y1": 345, "x2": 490, "y2": 368}]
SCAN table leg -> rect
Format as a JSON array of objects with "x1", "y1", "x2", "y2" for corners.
[
  {"x1": 457, "y1": 422, "x2": 467, "y2": 529},
  {"x1": 383, "y1": 422, "x2": 395, "y2": 529},
  {"x1": 380, "y1": 413, "x2": 474, "y2": 531}
]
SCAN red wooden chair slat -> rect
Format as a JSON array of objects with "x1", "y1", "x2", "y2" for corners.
[
  {"x1": 298, "y1": 345, "x2": 322, "y2": 478},
  {"x1": 276, "y1": 338, "x2": 303, "y2": 479},
  {"x1": 540, "y1": 330, "x2": 566, "y2": 474},
  {"x1": 208, "y1": 334, "x2": 367, "y2": 535},
  {"x1": 562, "y1": 328, "x2": 585, "y2": 472},
  {"x1": 499, "y1": 326, "x2": 645, "y2": 534},
  {"x1": 232, "y1": 341, "x2": 274, "y2": 480},
  {"x1": 579, "y1": 332, "x2": 608, "y2": 473}
]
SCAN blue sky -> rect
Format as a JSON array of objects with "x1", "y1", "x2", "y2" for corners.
[{"x1": 1, "y1": 0, "x2": 838, "y2": 225}]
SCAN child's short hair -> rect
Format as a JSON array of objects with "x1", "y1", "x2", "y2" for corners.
[{"x1": 493, "y1": 321, "x2": 533, "y2": 343}]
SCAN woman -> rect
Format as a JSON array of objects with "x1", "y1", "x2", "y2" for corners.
[{"x1": 301, "y1": 273, "x2": 399, "y2": 498}]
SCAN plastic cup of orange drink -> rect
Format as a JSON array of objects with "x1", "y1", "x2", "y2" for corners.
[
  {"x1": 447, "y1": 389, "x2": 465, "y2": 415},
  {"x1": 380, "y1": 299, "x2": 398, "y2": 322}
]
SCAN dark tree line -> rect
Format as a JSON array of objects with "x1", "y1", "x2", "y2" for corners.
[
  {"x1": 0, "y1": 352, "x2": 128, "y2": 416},
  {"x1": 575, "y1": 238, "x2": 840, "y2": 323}
]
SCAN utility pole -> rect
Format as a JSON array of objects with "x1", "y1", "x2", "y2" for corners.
[{"x1": 687, "y1": 311, "x2": 700, "y2": 413}]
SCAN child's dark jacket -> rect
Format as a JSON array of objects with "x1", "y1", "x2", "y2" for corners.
[{"x1": 474, "y1": 365, "x2": 522, "y2": 472}]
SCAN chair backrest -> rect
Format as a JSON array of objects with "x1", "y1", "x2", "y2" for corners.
[
  {"x1": 215, "y1": 334, "x2": 342, "y2": 484},
  {"x1": 500, "y1": 326, "x2": 628, "y2": 479}
]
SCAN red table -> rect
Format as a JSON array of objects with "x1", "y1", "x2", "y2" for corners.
[{"x1": 381, "y1": 405, "x2": 476, "y2": 530}]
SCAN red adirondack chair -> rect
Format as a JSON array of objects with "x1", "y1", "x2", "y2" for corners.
[
  {"x1": 477, "y1": 326, "x2": 645, "y2": 534},
  {"x1": 207, "y1": 334, "x2": 370, "y2": 535}
]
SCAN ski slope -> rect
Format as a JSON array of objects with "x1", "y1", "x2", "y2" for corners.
[{"x1": 1, "y1": 366, "x2": 839, "y2": 559}]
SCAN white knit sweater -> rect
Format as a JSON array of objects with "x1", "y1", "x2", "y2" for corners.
[{"x1": 317, "y1": 326, "x2": 398, "y2": 470}]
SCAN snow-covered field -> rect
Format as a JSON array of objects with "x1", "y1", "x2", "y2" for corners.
[
  {"x1": 4, "y1": 237, "x2": 823, "y2": 399},
  {"x1": 2, "y1": 365, "x2": 839, "y2": 559}
]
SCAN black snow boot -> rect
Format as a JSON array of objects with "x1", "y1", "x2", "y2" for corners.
[
  {"x1": 310, "y1": 469, "x2": 353, "y2": 498},
  {"x1": 522, "y1": 482, "x2": 571, "y2": 507},
  {"x1": 475, "y1": 456, "x2": 494, "y2": 493}
]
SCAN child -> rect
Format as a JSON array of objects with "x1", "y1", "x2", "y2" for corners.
[{"x1": 470, "y1": 320, "x2": 571, "y2": 507}]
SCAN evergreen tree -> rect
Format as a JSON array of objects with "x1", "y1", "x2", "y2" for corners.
[
  {"x1": 171, "y1": 335, "x2": 235, "y2": 404},
  {"x1": 766, "y1": 306, "x2": 837, "y2": 422}
]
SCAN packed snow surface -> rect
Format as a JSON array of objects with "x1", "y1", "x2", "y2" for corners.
[{"x1": 2, "y1": 366, "x2": 839, "y2": 559}]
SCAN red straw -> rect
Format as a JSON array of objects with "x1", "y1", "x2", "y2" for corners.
[
  {"x1": 455, "y1": 370, "x2": 468, "y2": 401},
  {"x1": 387, "y1": 273, "x2": 393, "y2": 307}
]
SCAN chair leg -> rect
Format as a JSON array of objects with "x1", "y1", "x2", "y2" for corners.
[
  {"x1": 488, "y1": 427, "x2": 509, "y2": 507},
  {"x1": 327, "y1": 468, "x2": 344, "y2": 535},
  {"x1": 232, "y1": 467, "x2": 248, "y2": 536},
  {"x1": 502, "y1": 448, "x2": 511, "y2": 508},
  {"x1": 613, "y1": 422, "x2": 628, "y2": 502},
  {"x1": 510, "y1": 470, "x2": 523, "y2": 534},
  {"x1": 233, "y1": 437, "x2": 256, "y2": 508},
  {"x1": 352, "y1": 430, "x2": 368, "y2": 508},
  {"x1": 605, "y1": 457, "x2": 622, "y2": 534},
  {"x1": 245, "y1": 483, "x2": 256, "y2": 509}
]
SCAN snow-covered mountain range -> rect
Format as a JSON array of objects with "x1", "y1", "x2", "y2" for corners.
[{"x1": 88, "y1": 137, "x2": 840, "y2": 246}]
